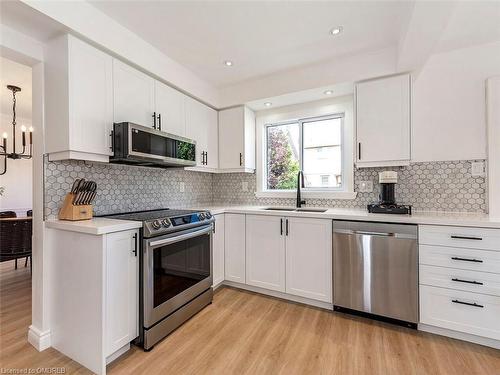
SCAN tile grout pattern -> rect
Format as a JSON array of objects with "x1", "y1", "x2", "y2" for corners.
[
  {"x1": 212, "y1": 160, "x2": 487, "y2": 213},
  {"x1": 44, "y1": 159, "x2": 487, "y2": 218}
]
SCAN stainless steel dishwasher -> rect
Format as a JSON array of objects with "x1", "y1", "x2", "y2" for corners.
[{"x1": 333, "y1": 220, "x2": 418, "y2": 326}]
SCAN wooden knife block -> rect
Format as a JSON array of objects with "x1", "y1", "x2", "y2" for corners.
[{"x1": 58, "y1": 193, "x2": 93, "y2": 221}]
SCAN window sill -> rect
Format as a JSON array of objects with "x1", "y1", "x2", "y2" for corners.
[{"x1": 255, "y1": 190, "x2": 358, "y2": 200}]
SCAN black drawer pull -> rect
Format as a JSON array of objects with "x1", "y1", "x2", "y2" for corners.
[
  {"x1": 452, "y1": 299, "x2": 484, "y2": 308},
  {"x1": 451, "y1": 235, "x2": 482, "y2": 241},
  {"x1": 451, "y1": 278, "x2": 483, "y2": 285},
  {"x1": 451, "y1": 257, "x2": 483, "y2": 263}
]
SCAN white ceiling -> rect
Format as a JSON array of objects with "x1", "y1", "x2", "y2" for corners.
[
  {"x1": 89, "y1": 0, "x2": 415, "y2": 88},
  {"x1": 0, "y1": 56, "x2": 32, "y2": 119}
]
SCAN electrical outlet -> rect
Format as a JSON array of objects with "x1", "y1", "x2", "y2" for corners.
[
  {"x1": 471, "y1": 162, "x2": 485, "y2": 177},
  {"x1": 242, "y1": 181, "x2": 248, "y2": 192},
  {"x1": 179, "y1": 182, "x2": 185, "y2": 192},
  {"x1": 358, "y1": 180, "x2": 373, "y2": 193}
]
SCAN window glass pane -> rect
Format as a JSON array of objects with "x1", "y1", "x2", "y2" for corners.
[
  {"x1": 302, "y1": 117, "x2": 342, "y2": 188},
  {"x1": 266, "y1": 123, "x2": 300, "y2": 190}
]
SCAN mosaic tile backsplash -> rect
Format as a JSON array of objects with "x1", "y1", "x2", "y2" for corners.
[
  {"x1": 212, "y1": 160, "x2": 487, "y2": 213},
  {"x1": 44, "y1": 159, "x2": 487, "y2": 218}
]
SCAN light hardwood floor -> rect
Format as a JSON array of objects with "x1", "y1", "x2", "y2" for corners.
[{"x1": 1, "y1": 261, "x2": 499, "y2": 375}]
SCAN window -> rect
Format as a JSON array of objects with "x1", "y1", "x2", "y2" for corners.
[{"x1": 265, "y1": 114, "x2": 344, "y2": 191}]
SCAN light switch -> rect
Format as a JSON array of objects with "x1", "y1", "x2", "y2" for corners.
[
  {"x1": 358, "y1": 180, "x2": 373, "y2": 193},
  {"x1": 471, "y1": 162, "x2": 485, "y2": 177},
  {"x1": 179, "y1": 182, "x2": 185, "y2": 192},
  {"x1": 242, "y1": 181, "x2": 248, "y2": 192}
]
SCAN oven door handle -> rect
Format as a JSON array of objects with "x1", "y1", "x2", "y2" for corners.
[{"x1": 147, "y1": 226, "x2": 212, "y2": 248}]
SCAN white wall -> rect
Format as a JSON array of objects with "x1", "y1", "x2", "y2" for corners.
[
  {"x1": 0, "y1": 113, "x2": 33, "y2": 216},
  {"x1": 412, "y1": 41, "x2": 500, "y2": 162}
]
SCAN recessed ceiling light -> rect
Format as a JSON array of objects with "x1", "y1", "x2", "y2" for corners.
[
  {"x1": 324, "y1": 90, "x2": 334, "y2": 95},
  {"x1": 223, "y1": 60, "x2": 233, "y2": 66},
  {"x1": 264, "y1": 102, "x2": 272, "y2": 107},
  {"x1": 330, "y1": 26, "x2": 343, "y2": 36}
]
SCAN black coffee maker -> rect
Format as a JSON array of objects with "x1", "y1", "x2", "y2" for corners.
[{"x1": 367, "y1": 171, "x2": 412, "y2": 215}]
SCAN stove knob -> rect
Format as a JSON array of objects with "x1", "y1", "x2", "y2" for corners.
[
  {"x1": 161, "y1": 219, "x2": 171, "y2": 228},
  {"x1": 205, "y1": 212, "x2": 212, "y2": 219},
  {"x1": 198, "y1": 213, "x2": 206, "y2": 220},
  {"x1": 152, "y1": 220, "x2": 161, "y2": 230}
]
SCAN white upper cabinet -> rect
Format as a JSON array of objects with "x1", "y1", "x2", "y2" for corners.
[
  {"x1": 113, "y1": 59, "x2": 155, "y2": 128},
  {"x1": 185, "y1": 97, "x2": 219, "y2": 171},
  {"x1": 154, "y1": 81, "x2": 186, "y2": 136},
  {"x1": 218, "y1": 106, "x2": 256, "y2": 172},
  {"x1": 45, "y1": 34, "x2": 113, "y2": 162},
  {"x1": 245, "y1": 215, "x2": 286, "y2": 292},
  {"x1": 285, "y1": 217, "x2": 332, "y2": 303},
  {"x1": 356, "y1": 73, "x2": 411, "y2": 167}
]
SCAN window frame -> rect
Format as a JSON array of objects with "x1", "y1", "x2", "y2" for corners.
[{"x1": 264, "y1": 113, "x2": 346, "y2": 193}]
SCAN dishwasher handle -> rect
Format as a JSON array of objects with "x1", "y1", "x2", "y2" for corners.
[{"x1": 333, "y1": 228, "x2": 416, "y2": 239}]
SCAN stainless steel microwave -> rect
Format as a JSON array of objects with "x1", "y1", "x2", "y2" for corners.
[{"x1": 110, "y1": 122, "x2": 196, "y2": 168}]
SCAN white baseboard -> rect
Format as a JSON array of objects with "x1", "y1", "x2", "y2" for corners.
[
  {"x1": 28, "y1": 325, "x2": 51, "y2": 351},
  {"x1": 222, "y1": 281, "x2": 333, "y2": 310},
  {"x1": 419, "y1": 324, "x2": 500, "y2": 350},
  {"x1": 106, "y1": 343, "x2": 130, "y2": 365}
]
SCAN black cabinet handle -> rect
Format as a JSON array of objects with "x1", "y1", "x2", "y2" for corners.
[
  {"x1": 451, "y1": 235, "x2": 482, "y2": 241},
  {"x1": 358, "y1": 143, "x2": 361, "y2": 160},
  {"x1": 157, "y1": 113, "x2": 162, "y2": 131},
  {"x1": 285, "y1": 219, "x2": 289, "y2": 236},
  {"x1": 239, "y1": 152, "x2": 243, "y2": 166},
  {"x1": 110, "y1": 130, "x2": 114, "y2": 151},
  {"x1": 451, "y1": 256, "x2": 483, "y2": 263},
  {"x1": 205, "y1": 151, "x2": 208, "y2": 165},
  {"x1": 451, "y1": 278, "x2": 483, "y2": 285},
  {"x1": 133, "y1": 233, "x2": 138, "y2": 256},
  {"x1": 452, "y1": 299, "x2": 483, "y2": 308},
  {"x1": 280, "y1": 218, "x2": 283, "y2": 235},
  {"x1": 213, "y1": 221, "x2": 216, "y2": 234},
  {"x1": 152, "y1": 112, "x2": 157, "y2": 129}
]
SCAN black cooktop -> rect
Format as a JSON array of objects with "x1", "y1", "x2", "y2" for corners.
[{"x1": 101, "y1": 208, "x2": 199, "y2": 221}]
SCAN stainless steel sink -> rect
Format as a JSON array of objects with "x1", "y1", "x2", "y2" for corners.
[
  {"x1": 263, "y1": 207, "x2": 328, "y2": 213},
  {"x1": 295, "y1": 208, "x2": 328, "y2": 213}
]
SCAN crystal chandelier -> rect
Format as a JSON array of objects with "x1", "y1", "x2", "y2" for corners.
[{"x1": 1, "y1": 85, "x2": 33, "y2": 175}]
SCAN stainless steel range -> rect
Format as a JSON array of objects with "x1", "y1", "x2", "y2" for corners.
[{"x1": 104, "y1": 208, "x2": 214, "y2": 350}]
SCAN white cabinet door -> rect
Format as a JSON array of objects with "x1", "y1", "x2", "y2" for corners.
[
  {"x1": 185, "y1": 96, "x2": 208, "y2": 167},
  {"x1": 205, "y1": 107, "x2": 219, "y2": 169},
  {"x1": 105, "y1": 229, "x2": 139, "y2": 356},
  {"x1": 68, "y1": 36, "x2": 113, "y2": 156},
  {"x1": 224, "y1": 214, "x2": 246, "y2": 283},
  {"x1": 285, "y1": 217, "x2": 332, "y2": 302},
  {"x1": 219, "y1": 107, "x2": 245, "y2": 170},
  {"x1": 246, "y1": 215, "x2": 286, "y2": 292},
  {"x1": 113, "y1": 59, "x2": 155, "y2": 127},
  {"x1": 213, "y1": 214, "x2": 225, "y2": 287},
  {"x1": 356, "y1": 74, "x2": 411, "y2": 166},
  {"x1": 154, "y1": 81, "x2": 186, "y2": 136}
]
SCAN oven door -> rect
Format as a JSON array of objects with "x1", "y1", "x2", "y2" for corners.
[{"x1": 143, "y1": 225, "x2": 213, "y2": 328}]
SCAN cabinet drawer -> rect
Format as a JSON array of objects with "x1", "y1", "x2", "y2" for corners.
[
  {"x1": 420, "y1": 285, "x2": 500, "y2": 340},
  {"x1": 420, "y1": 245, "x2": 500, "y2": 274},
  {"x1": 420, "y1": 265, "x2": 500, "y2": 297},
  {"x1": 419, "y1": 225, "x2": 500, "y2": 251}
]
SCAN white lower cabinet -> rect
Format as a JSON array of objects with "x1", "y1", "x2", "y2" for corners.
[
  {"x1": 420, "y1": 285, "x2": 500, "y2": 341},
  {"x1": 213, "y1": 214, "x2": 225, "y2": 287},
  {"x1": 418, "y1": 225, "x2": 500, "y2": 346},
  {"x1": 285, "y1": 217, "x2": 332, "y2": 303},
  {"x1": 224, "y1": 214, "x2": 246, "y2": 283},
  {"x1": 105, "y1": 230, "x2": 139, "y2": 357},
  {"x1": 246, "y1": 215, "x2": 286, "y2": 292}
]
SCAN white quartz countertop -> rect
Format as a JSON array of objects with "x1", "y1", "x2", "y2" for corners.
[
  {"x1": 45, "y1": 205, "x2": 500, "y2": 235},
  {"x1": 194, "y1": 205, "x2": 500, "y2": 229},
  {"x1": 45, "y1": 217, "x2": 142, "y2": 235}
]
